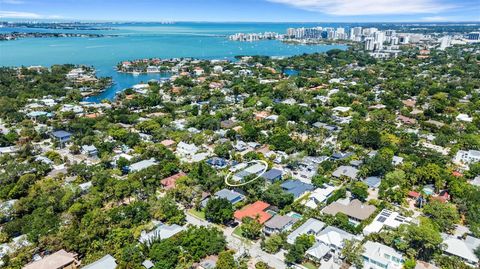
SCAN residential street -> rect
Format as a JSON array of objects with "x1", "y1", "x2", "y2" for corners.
[{"x1": 186, "y1": 213, "x2": 287, "y2": 269}]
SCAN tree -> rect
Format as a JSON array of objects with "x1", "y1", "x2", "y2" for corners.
[
  {"x1": 205, "y1": 198, "x2": 234, "y2": 224},
  {"x1": 341, "y1": 239, "x2": 364, "y2": 269},
  {"x1": 423, "y1": 200, "x2": 459, "y2": 232},
  {"x1": 241, "y1": 217, "x2": 262, "y2": 240},
  {"x1": 262, "y1": 184, "x2": 294, "y2": 209},
  {"x1": 350, "y1": 181, "x2": 369, "y2": 202},
  {"x1": 261, "y1": 233, "x2": 284, "y2": 254},
  {"x1": 150, "y1": 196, "x2": 186, "y2": 225},
  {"x1": 216, "y1": 250, "x2": 237, "y2": 269},
  {"x1": 395, "y1": 218, "x2": 443, "y2": 260},
  {"x1": 285, "y1": 234, "x2": 314, "y2": 264}
]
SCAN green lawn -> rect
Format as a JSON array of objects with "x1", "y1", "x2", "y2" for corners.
[
  {"x1": 188, "y1": 208, "x2": 205, "y2": 220},
  {"x1": 302, "y1": 261, "x2": 318, "y2": 269},
  {"x1": 232, "y1": 226, "x2": 243, "y2": 237}
]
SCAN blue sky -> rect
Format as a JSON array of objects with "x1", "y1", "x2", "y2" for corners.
[{"x1": 0, "y1": 0, "x2": 479, "y2": 22}]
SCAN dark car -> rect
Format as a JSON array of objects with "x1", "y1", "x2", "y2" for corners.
[
  {"x1": 226, "y1": 220, "x2": 239, "y2": 228},
  {"x1": 323, "y1": 253, "x2": 332, "y2": 262}
]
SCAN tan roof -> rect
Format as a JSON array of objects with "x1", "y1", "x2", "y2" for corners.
[
  {"x1": 415, "y1": 261, "x2": 440, "y2": 269},
  {"x1": 23, "y1": 250, "x2": 78, "y2": 269},
  {"x1": 322, "y1": 199, "x2": 376, "y2": 221}
]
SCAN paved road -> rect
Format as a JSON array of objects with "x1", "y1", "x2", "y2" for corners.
[{"x1": 186, "y1": 213, "x2": 287, "y2": 269}]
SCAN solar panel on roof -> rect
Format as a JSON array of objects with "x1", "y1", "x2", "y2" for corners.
[{"x1": 377, "y1": 216, "x2": 387, "y2": 223}]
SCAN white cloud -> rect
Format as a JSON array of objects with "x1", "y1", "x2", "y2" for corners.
[
  {"x1": 266, "y1": 0, "x2": 453, "y2": 16},
  {"x1": 0, "y1": 10, "x2": 64, "y2": 19},
  {"x1": 0, "y1": 11, "x2": 40, "y2": 18},
  {"x1": 421, "y1": 16, "x2": 458, "y2": 21},
  {"x1": 0, "y1": 0, "x2": 26, "y2": 4}
]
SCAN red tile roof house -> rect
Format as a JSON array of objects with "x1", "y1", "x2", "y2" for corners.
[
  {"x1": 161, "y1": 172, "x2": 187, "y2": 191},
  {"x1": 234, "y1": 201, "x2": 272, "y2": 224}
]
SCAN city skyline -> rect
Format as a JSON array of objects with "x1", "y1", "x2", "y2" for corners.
[{"x1": 0, "y1": 0, "x2": 479, "y2": 22}]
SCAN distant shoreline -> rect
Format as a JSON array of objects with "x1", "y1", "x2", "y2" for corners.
[{"x1": 0, "y1": 32, "x2": 117, "y2": 41}]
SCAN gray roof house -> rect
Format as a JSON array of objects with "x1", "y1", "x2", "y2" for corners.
[
  {"x1": 129, "y1": 158, "x2": 158, "y2": 173},
  {"x1": 214, "y1": 189, "x2": 245, "y2": 205},
  {"x1": 331, "y1": 165, "x2": 359, "y2": 180},
  {"x1": 261, "y1": 168, "x2": 283, "y2": 183},
  {"x1": 263, "y1": 214, "x2": 298, "y2": 235},
  {"x1": 287, "y1": 218, "x2": 325, "y2": 244},
  {"x1": 363, "y1": 176, "x2": 382, "y2": 189},
  {"x1": 442, "y1": 234, "x2": 480, "y2": 266},
  {"x1": 281, "y1": 180, "x2": 314, "y2": 199},
  {"x1": 83, "y1": 254, "x2": 117, "y2": 269},
  {"x1": 322, "y1": 199, "x2": 376, "y2": 225}
]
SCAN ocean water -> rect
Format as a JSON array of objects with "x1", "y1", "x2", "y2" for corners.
[{"x1": 0, "y1": 22, "x2": 347, "y2": 101}]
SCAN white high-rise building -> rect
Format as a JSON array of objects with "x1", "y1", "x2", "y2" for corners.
[
  {"x1": 439, "y1": 36, "x2": 452, "y2": 50},
  {"x1": 365, "y1": 37, "x2": 375, "y2": 51}
]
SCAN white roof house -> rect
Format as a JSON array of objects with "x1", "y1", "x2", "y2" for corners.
[
  {"x1": 176, "y1": 142, "x2": 199, "y2": 157},
  {"x1": 362, "y1": 241, "x2": 404, "y2": 269},
  {"x1": 363, "y1": 209, "x2": 412, "y2": 235},
  {"x1": 442, "y1": 234, "x2": 480, "y2": 266},
  {"x1": 287, "y1": 218, "x2": 325, "y2": 244},
  {"x1": 83, "y1": 254, "x2": 117, "y2": 269},
  {"x1": 129, "y1": 158, "x2": 158, "y2": 173},
  {"x1": 453, "y1": 150, "x2": 480, "y2": 165},
  {"x1": 316, "y1": 226, "x2": 356, "y2": 251},
  {"x1": 332, "y1": 165, "x2": 359, "y2": 180},
  {"x1": 306, "y1": 242, "x2": 331, "y2": 262},
  {"x1": 456, "y1": 113, "x2": 473, "y2": 122},
  {"x1": 304, "y1": 185, "x2": 337, "y2": 209},
  {"x1": 139, "y1": 222, "x2": 185, "y2": 245}
]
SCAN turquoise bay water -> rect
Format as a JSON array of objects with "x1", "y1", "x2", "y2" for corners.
[{"x1": 0, "y1": 22, "x2": 347, "y2": 101}]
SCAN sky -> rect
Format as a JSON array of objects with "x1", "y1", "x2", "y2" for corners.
[{"x1": 0, "y1": 0, "x2": 479, "y2": 22}]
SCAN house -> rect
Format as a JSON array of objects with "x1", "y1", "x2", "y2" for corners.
[
  {"x1": 287, "y1": 218, "x2": 325, "y2": 244},
  {"x1": 234, "y1": 201, "x2": 272, "y2": 224},
  {"x1": 261, "y1": 168, "x2": 283, "y2": 183},
  {"x1": 220, "y1": 120, "x2": 236, "y2": 129},
  {"x1": 362, "y1": 241, "x2": 404, "y2": 269},
  {"x1": 214, "y1": 189, "x2": 245, "y2": 205},
  {"x1": 206, "y1": 157, "x2": 228, "y2": 169},
  {"x1": 232, "y1": 163, "x2": 266, "y2": 182},
  {"x1": 51, "y1": 130, "x2": 72, "y2": 147},
  {"x1": 453, "y1": 150, "x2": 480, "y2": 165},
  {"x1": 177, "y1": 142, "x2": 199, "y2": 157},
  {"x1": 456, "y1": 113, "x2": 473, "y2": 122},
  {"x1": 442, "y1": 234, "x2": 480, "y2": 266},
  {"x1": 331, "y1": 165, "x2": 359, "y2": 180},
  {"x1": 304, "y1": 185, "x2": 337, "y2": 209},
  {"x1": 322, "y1": 199, "x2": 376, "y2": 225},
  {"x1": 139, "y1": 222, "x2": 185, "y2": 245},
  {"x1": 363, "y1": 176, "x2": 382, "y2": 189},
  {"x1": 23, "y1": 249, "x2": 80, "y2": 269},
  {"x1": 331, "y1": 152, "x2": 353, "y2": 161},
  {"x1": 363, "y1": 209, "x2": 412, "y2": 235},
  {"x1": 281, "y1": 180, "x2": 314, "y2": 199},
  {"x1": 83, "y1": 254, "x2": 117, "y2": 269},
  {"x1": 305, "y1": 242, "x2": 331, "y2": 263},
  {"x1": 81, "y1": 145, "x2": 98, "y2": 157},
  {"x1": 392, "y1": 156, "x2": 404, "y2": 166},
  {"x1": 161, "y1": 172, "x2": 187, "y2": 190},
  {"x1": 128, "y1": 158, "x2": 158, "y2": 173},
  {"x1": 160, "y1": 139, "x2": 176, "y2": 148},
  {"x1": 142, "y1": 260, "x2": 154, "y2": 269},
  {"x1": 263, "y1": 214, "x2": 298, "y2": 235},
  {"x1": 315, "y1": 226, "x2": 356, "y2": 252},
  {"x1": 397, "y1": 115, "x2": 416, "y2": 125}
]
